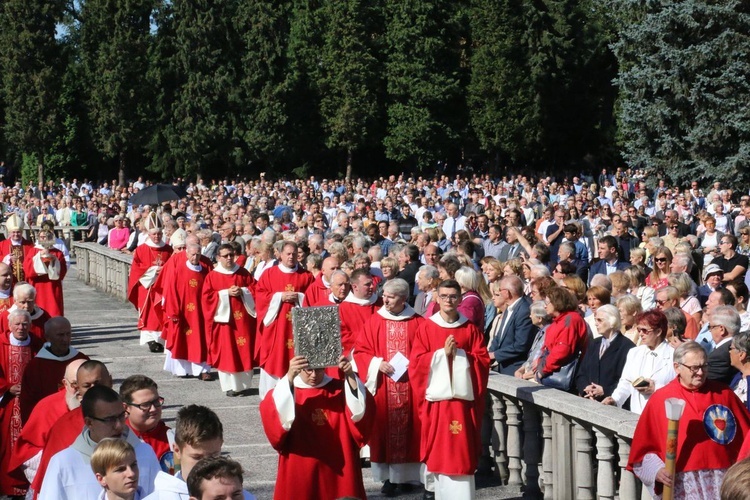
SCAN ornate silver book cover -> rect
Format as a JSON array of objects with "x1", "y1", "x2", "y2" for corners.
[{"x1": 292, "y1": 306, "x2": 342, "y2": 368}]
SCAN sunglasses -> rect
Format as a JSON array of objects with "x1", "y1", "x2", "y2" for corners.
[{"x1": 654, "y1": 257, "x2": 668, "y2": 263}]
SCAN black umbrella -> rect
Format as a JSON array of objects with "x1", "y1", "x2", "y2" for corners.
[{"x1": 128, "y1": 184, "x2": 187, "y2": 206}]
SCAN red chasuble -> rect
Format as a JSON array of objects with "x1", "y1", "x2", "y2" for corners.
[
  {"x1": 260, "y1": 378, "x2": 374, "y2": 500},
  {"x1": 22, "y1": 247, "x2": 67, "y2": 317},
  {"x1": 30, "y1": 406, "x2": 83, "y2": 498},
  {"x1": 629, "y1": 378, "x2": 750, "y2": 494},
  {"x1": 127, "y1": 242, "x2": 173, "y2": 332},
  {"x1": 339, "y1": 295, "x2": 382, "y2": 354},
  {"x1": 162, "y1": 259, "x2": 210, "y2": 364},
  {"x1": 255, "y1": 265, "x2": 314, "y2": 378},
  {"x1": 203, "y1": 266, "x2": 258, "y2": 372},
  {"x1": 0, "y1": 308, "x2": 51, "y2": 344},
  {"x1": 0, "y1": 239, "x2": 34, "y2": 282},
  {"x1": 8, "y1": 389, "x2": 69, "y2": 476},
  {"x1": 0, "y1": 294, "x2": 13, "y2": 314},
  {"x1": 0, "y1": 334, "x2": 43, "y2": 495},
  {"x1": 127, "y1": 419, "x2": 174, "y2": 474},
  {"x1": 353, "y1": 308, "x2": 424, "y2": 465},
  {"x1": 18, "y1": 348, "x2": 88, "y2": 423},
  {"x1": 302, "y1": 274, "x2": 329, "y2": 307},
  {"x1": 409, "y1": 314, "x2": 490, "y2": 476}
]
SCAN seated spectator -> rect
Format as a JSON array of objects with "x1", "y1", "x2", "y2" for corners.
[
  {"x1": 668, "y1": 272, "x2": 702, "y2": 325},
  {"x1": 576, "y1": 304, "x2": 636, "y2": 402},
  {"x1": 726, "y1": 280, "x2": 750, "y2": 332},
  {"x1": 514, "y1": 301, "x2": 552, "y2": 380},
  {"x1": 602, "y1": 310, "x2": 676, "y2": 414},
  {"x1": 584, "y1": 286, "x2": 611, "y2": 338}
]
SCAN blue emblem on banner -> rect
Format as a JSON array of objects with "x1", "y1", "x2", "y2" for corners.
[
  {"x1": 160, "y1": 451, "x2": 175, "y2": 474},
  {"x1": 703, "y1": 404, "x2": 736, "y2": 445}
]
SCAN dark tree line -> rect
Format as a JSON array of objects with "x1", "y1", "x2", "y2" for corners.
[{"x1": 0, "y1": 0, "x2": 747, "y2": 187}]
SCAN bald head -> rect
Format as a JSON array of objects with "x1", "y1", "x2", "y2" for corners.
[
  {"x1": 44, "y1": 316, "x2": 73, "y2": 356},
  {"x1": 321, "y1": 257, "x2": 340, "y2": 283},
  {"x1": 76, "y1": 360, "x2": 113, "y2": 399},
  {"x1": 0, "y1": 262, "x2": 11, "y2": 291}
]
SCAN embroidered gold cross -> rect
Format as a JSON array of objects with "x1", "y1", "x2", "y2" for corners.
[
  {"x1": 233, "y1": 310, "x2": 243, "y2": 320},
  {"x1": 236, "y1": 336, "x2": 247, "y2": 346},
  {"x1": 285, "y1": 311, "x2": 292, "y2": 321},
  {"x1": 285, "y1": 284, "x2": 295, "y2": 292},
  {"x1": 286, "y1": 339, "x2": 294, "y2": 349},
  {"x1": 449, "y1": 420, "x2": 462, "y2": 434},
  {"x1": 186, "y1": 303, "x2": 196, "y2": 312},
  {"x1": 312, "y1": 409, "x2": 328, "y2": 426},
  {"x1": 185, "y1": 329, "x2": 193, "y2": 336},
  {"x1": 189, "y1": 279, "x2": 198, "y2": 288}
]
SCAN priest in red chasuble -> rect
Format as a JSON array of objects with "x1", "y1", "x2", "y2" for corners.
[
  {"x1": 0, "y1": 309, "x2": 44, "y2": 496},
  {"x1": 354, "y1": 278, "x2": 424, "y2": 495},
  {"x1": 630, "y1": 341, "x2": 750, "y2": 498},
  {"x1": 255, "y1": 240, "x2": 313, "y2": 399},
  {"x1": 19, "y1": 316, "x2": 88, "y2": 423},
  {"x1": 0, "y1": 214, "x2": 33, "y2": 283},
  {"x1": 260, "y1": 354, "x2": 374, "y2": 500},
  {"x1": 127, "y1": 213, "x2": 173, "y2": 352},
  {"x1": 302, "y1": 256, "x2": 340, "y2": 306},
  {"x1": 409, "y1": 279, "x2": 490, "y2": 499},
  {"x1": 162, "y1": 239, "x2": 212, "y2": 379},
  {"x1": 0, "y1": 284, "x2": 50, "y2": 344},
  {"x1": 203, "y1": 243, "x2": 257, "y2": 397},
  {"x1": 339, "y1": 268, "x2": 382, "y2": 358},
  {"x1": 9, "y1": 359, "x2": 85, "y2": 487},
  {"x1": 0, "y1": 263, "x2": 15, "y2": 313},
  {"x1": 22, "y1": 229, "x2": 67, "y2": 317}
]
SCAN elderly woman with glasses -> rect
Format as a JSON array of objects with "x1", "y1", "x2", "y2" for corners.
[
  {"x1": 602, "y1": 310, "x2": 676, "y2": 414},
  {"x1": 629, "y1": 342, "x2": 750, "y2": 499}
]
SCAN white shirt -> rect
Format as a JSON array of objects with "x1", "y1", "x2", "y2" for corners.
[{"x1": 609, "y1": 341, "x2": 676, "y2": 415}]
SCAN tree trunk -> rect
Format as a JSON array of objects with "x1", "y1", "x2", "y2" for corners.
[
  {"x1": 37, "y1": 158, "x2": 43, "y2": 186},
  {"x1": 118, "y1": 151, "x2": 126, "y2": 186},
  {"x1": 345, "y1": 148, "x2": 353, "y2": 183}
]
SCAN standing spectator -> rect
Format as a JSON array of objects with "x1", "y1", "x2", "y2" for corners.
[
  {"x1": 706, "y1": 305, "x2": 740, "y2": 385},
  {"x1": 488, "y1": 276, "x2": 537, "y2": 375},
  {"x1": 107, "y1": 216, "x2": 130, "y2": 251}
]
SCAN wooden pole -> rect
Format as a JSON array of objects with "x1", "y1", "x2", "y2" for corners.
[{"x1": 662, "y1": 398, "x2": 686, "y2": 500}]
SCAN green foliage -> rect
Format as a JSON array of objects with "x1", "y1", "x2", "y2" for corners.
[
  {"x1": 79, "y1": 0, "x2": 156, "y2": 181},
  {"x1": 609, "y1": 0, "x2": 750, "y2": 188},
  {"x1": 21, "y1": 153, "x2": 40, "y2": 187},
  {"x1": 316, "y1": 0, "x2": 382, "y2": 176},
  {"x1": 0, "y1": 0, "x2": 64, "y2": 178},
  {"x1": 383, "y1": 0, "x2": 467, "y2": 169}
]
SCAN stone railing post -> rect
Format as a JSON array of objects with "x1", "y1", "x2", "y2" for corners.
[
  {"x1": 594, "y1": 428, "x2": 616, "y2": 500},
  {"x1": 505, "y1": 396, "x2": 523, "y2": 486},
  {"x1": 72, "y1": 243, "x2": 132, "y2": 302},
  {"x1": 491, "y1": 391, "x2": 509, "y2": 483},
  {"x1": 541, "y1": 411, "x2": 553, "y2": 500},
  {"x1": 521, "y1": 401, "x2": 542, "y2": 496},
  {"x1": 617, "y1": 436, "x2": 638, "y2": 499},
  {"x1": 574, "y1": 422, "x2": 596, "y2": 499}
]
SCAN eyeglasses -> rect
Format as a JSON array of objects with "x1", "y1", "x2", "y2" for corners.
[
  {"x1": 669, "y1": 226, "x2": 678, "y2": 230},
  {"x1": 654, "y1": 258, "x2": 667, "y2": 263},
  {"x1": 709, "y1": 324, "x2": 723, "y2": 331},
  {"x1": 127, "y1": 397, "x2": 165, "y2": 412},
  {"x1": 218, "y1": 253, "x2": 234, "y2": 259},
  {"x1": 654, "y1": 299, "x2": 669, "y2": 306},
  {"x1": 636, "y1": 326, "x2": 656, "y2": 334},
  {"x1": 90, "y1": 410, "x2": 129, "y2": 424},
  {"x1": 678, "y1": 363, "x2": 708, "y2": 375},
  {"x1": 438, "y1": 294, "x2": 460, "y2": 302}
]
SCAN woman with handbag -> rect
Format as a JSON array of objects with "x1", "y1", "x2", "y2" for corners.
[
  {"x1": 535, "y1": 286, "x2": 589, "y2": 391},
  {"x1": 602, "y1": 309, "x2": 676, "y2": 414}
]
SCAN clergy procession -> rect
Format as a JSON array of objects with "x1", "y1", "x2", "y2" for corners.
[{"x1": 8, "y1": 171, "x2": 750, "y2": 499}]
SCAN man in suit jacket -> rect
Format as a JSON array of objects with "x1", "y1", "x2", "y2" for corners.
[
  {"x1": 588, "y1": 235, "x2": 629, "y2": 286},
  {"x1": 396, "y1": 244, "x2": 422, "y2": 306},
  {"x1": 414, "y1": 265, "x2": 440, "y2": 316},
  {"x1": 488, "y1": 276, "x2": 537, "y2": 375},
  {"x1": 707, "y1": 305, "x2": 741, "y2": 385}
]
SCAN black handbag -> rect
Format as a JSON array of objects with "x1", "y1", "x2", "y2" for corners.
[{"x1": 539, "y1": 348, "x2": 580, "y2": 392}]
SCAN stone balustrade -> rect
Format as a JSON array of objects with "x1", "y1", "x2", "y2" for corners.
[
  {"x1": 487, "y1": 372, "x2": 643, "y2": 499},
  {"x1": 73, "y1": 242, "x2": 133, "y2": 301}
]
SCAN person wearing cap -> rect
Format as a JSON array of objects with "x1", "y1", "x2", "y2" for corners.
[
  {"x1": 107, "y1": 215, "x2": 130, "y2": 251},
  {"x1": 698, "y1": 264, "x2": 724, "y2": 308},
  {"x1": 0, "y1": 213, "x2": 33, "y2": 283},
  {"x1": 127, "y1": 213, "x2": 173, "y2": 353}
]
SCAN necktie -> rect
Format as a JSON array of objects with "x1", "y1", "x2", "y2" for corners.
[
  {"x1": 497, "y1": 308, "x2": 510, "y2": 342},
  {"x1": 451, "y1": 217, "x2": 457, "y2": 239}
]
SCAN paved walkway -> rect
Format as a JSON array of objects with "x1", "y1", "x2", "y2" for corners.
[{"x1": 64, "y1": 266, "x2": 522, "y2": 499}]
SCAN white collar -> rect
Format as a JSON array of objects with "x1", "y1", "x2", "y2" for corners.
[
  {"x1": 278, "y1": 263, "x2": 298, "y2": 274},
  {"x1": 145, "y1": 239, "x2": 167, "y2": 248},
  {"x1": 429, "y1": 312, "x2": 468, "y2": 328},
  {"x1": 9, "y1": 334, "x2": 31, "y2": 347},
  {"x1": 344, "y1": 292, "x2": 378, "y2": 306},
  {"x1": 9, "y1": 304, "x2": 45, "y2": 320},
  {"x1": 185, "y1": 261, "x2": 202, "y2": 272},
  {"x1": 215, "y1": 263, "x2": 239, "y2": 275},
  {"x1": 36, "y1": 344, "x2": 80, "y2": 361},
  {"x1": 377, "y1": 304, "x2": 417, "y2": 321},
  {"x1": 293, "y1": 374, "x2": 333, "y2": 389},
  {"x1": 0, "y1": 288, "x2": 10, "y2": 299}
]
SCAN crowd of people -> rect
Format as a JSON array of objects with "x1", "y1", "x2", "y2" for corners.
[{"x1": 4, "y1": 168, "x2": 750, "y2": 498}]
